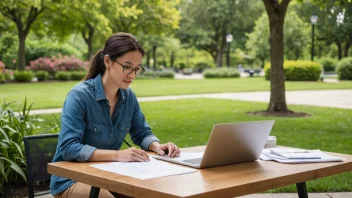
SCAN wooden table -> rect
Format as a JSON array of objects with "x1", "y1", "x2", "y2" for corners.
[{"x1": 48, "y1": 146, "x2": 352, "y2": 198}]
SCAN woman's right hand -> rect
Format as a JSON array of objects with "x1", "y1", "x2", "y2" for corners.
[{"x1": 116, "y1": 147, "x2": 150, "y2": 162}]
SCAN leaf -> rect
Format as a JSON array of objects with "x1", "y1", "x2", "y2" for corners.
[
  {"x1": 0, "y1": 157, "x2": 27, "y2": 183},
  {"x1": 10, "y1": 141, "x2": 23, "y2": 158},
  {"x1": 0, "y1": 127, "x2": 9, "y2": 141},
  {"x1": 0, "y1": 141, "x2": 9, "y2": 149},
  {"x1": 0, "y1": 160, "x2": 8, "y2": 182},
  {"x1": 10, "y1": 163, "x2": 27, "y2": 183},
  {"x1": 3, "y1": 125, "x2": 18, "y2": 134}
]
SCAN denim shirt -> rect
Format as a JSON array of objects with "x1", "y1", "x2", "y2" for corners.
[{"x1": 50, "y1": 74, "x2": 159, "y2": 195}]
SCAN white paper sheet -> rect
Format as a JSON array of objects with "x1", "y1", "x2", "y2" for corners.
[
  {"x1": 260, "y1": 148, "x2": 344, "y2": 164},
  {"x1": 153, "y1": 152, "x2": 204, "y2": 162},
  {"x1": 90, "y1": 158, "x2": 197, "y2": 180}
]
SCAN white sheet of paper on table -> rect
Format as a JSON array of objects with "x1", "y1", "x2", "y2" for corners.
[{"x1": 90, "y1": 158, "x2": 197, "y2": 180}]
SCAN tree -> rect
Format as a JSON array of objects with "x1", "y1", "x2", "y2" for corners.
[
  {"x1": 109, "y1": 0, "x2": 180, "y2": 35},
  {"x1": 0, "y1": 0, "x2": 47, "y2": 70},
  {"x1": 246, "y1": 14, "x2": 271, "y2": 68},
  {"x1": 263, "y1": 0, "x2": 291, "y2": 113},
  {"x1": 246, "y1": 10, "x2": 310, "y2": 67},
  {"x1": 179, "y1": 0, "x2": 264, "y2": 67},
  {"x1": 295, "y1": 0, "x2": 352, "y2": 60},
  {"x1": 107, "y1": 0, "x2": 180, "y2": 69}
]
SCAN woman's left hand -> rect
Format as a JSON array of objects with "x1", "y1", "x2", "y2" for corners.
[{"x1": 149, "y1": 142, "x2": 181, "y2": 157}]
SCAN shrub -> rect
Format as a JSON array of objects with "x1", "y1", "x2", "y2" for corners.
[
  {"x1": 136, "y1": 70, "x2": 174, "y2": 79},
  {"x1": 156, "y1": 70, "x2": 175, "y2": 78},
  {"x1": 203, "y1": 68, "x2": 240, "y2": 78},
  {"x1": 319, "y1": 57, "x2": 337, "y2": 72},
  {"x1": 0, "y1": 73, "x2": 5, "y2": 83},
  {"x1": 3, "y1": 70, "x2": 13, "y2": 81},
  {"x1": 53, "y1": 55, "x2": 88, "y2": 72},
  {"x1": 0, "y1": 99, "x2": 60, "y2": 193},
  {"x1": 30, "y1": 56, "x2": 88, "y2": 76},
  {"x1": 30, "y1": 57, "x2": 55, "y2": 75},
  {"x1": 194, "y1": 61, "x2": 212, "y2": 73},
  {"x1": 13, "y1": 71, "x2": 34, "y2": 82},
  {"x1": 264, "y1": 61, "x2": 322, "y2": 81},
  {"x1": 55, "y1": 71, "x2": 70, "y2": 81},
  {"x1": 25, "y1": 40, "x2": 84, "y2": 65},
  {"x1": 182, "y1": 68, "x2": 193, "y2": 75},
  {"x1": 69, "y1": 71, "x2": 87, "y2": 81},
  {"x1": 35, "y1": 71, "x2": 49, "y2": 81},
  {"x1": 336, "y1": 57, "x2": 352, "y2": 80}
]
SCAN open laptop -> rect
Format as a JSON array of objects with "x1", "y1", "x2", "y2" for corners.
[{"x1": 153, "y1": 120, "x2": 275, "y2": 169}]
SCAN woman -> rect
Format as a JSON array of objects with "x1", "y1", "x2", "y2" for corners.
[{"x1": 50, "y1": 32, "x2": 180, "y2": 198}]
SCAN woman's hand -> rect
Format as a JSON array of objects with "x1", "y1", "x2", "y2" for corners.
[
  {"x1": 116, "y1": 147, "x2": 150, "y2": 162},
  {"x1": 149, "y1": 142, "x2": 181, "y2": 157}
]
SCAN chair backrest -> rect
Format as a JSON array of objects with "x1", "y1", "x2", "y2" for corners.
[{"x1": 23, "y1": 134, "x2": 58, "y2": 198}]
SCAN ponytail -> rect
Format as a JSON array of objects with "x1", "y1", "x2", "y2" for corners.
[{"x1": 85, "y1": 49, "x2": 106, "y2": 80}]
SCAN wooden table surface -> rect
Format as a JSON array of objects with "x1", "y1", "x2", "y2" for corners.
[{"x1": 48, "y1": 146, "x2": 352, "y2": 198}]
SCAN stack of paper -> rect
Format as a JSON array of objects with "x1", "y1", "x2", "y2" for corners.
[
  {"x1": 260, "y1": 148, "x2": 344, "y2": 164},
  {"x1": 90, "y1": 158, "x2": 197, "y2": 180}
]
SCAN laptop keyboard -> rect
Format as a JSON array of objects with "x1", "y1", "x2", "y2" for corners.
[{"x1": 183, "y1": 158, "x2": 203, "y2": 165}]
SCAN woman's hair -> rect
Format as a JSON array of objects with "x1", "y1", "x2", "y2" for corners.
[{"x1": 86, "y1": 32, "x2": 145, "y2": 80}]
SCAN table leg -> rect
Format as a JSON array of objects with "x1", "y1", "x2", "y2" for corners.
[
  {"x1": 296, "y1": 182, "x2": 308, "y2": 198},
  {"x1": 89, "y1": 186, "x2": 100, "y2": 198}
]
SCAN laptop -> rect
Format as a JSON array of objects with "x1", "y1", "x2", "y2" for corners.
[{"x1": 153, "y1": 120, "x2": 275, "y2": 169}]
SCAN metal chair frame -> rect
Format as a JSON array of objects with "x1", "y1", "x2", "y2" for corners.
[{"x1": 23, "y1": 134, "x2": 58, "y2": 198}]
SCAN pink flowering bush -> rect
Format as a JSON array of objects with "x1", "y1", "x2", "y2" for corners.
[
  {"x1": 30, "y1": 55, "x2": 88, "y2": 76},
  {"x1": 53, "y1": 56, "x2": 88, "y2": 72},
  {"x1": 29, "y1": 57, "x2": 55, "y2": 74}
]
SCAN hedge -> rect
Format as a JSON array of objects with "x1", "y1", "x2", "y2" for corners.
[{"x1": 264, "y1": 61, "x2": 322, "y2": 81}]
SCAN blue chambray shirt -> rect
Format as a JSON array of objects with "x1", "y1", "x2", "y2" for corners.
[{"x1": 50, "y1": 74, "x2": 159, "y2": 195}]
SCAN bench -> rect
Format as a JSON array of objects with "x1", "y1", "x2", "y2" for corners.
[{"x1": 243, "y1": 68, "x2": 262, "y2": 77}]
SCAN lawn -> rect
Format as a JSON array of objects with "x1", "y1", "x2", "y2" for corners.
[
  {"x1": 40, "y1": 98, "x2": 352, "y2": 193},
  {"x1": 1, "y1": 77, "x2": 352, "y2": 109}
]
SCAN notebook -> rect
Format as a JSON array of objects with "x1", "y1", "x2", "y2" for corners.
[{"x1": 153, "y1": 120, "x2": 275, "y2": 169}]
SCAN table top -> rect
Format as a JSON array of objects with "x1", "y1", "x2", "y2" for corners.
[{"x1": 48, "y1": 146, "x2": 352, "y2": 198}]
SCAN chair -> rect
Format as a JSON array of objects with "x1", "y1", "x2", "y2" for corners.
[{"x1": 23, "y1": 134, "x2": 58, "y2": 198}]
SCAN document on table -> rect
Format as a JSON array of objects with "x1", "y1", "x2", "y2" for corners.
[
  {"x1": 260, "y1": 148, "x2": 344, "y2": 164},
  {"x1": 90, "y1": 158, "x2": 197, "y2": 180}
]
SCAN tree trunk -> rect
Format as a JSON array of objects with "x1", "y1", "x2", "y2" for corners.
[
  {"x1": 146, "y1": 50, "x2": 151, "y2": 69},
  {"x1": 18, "y1": 32, "x2": 27, "y2": 71},
  {"x1": 215, "y1": 50, "x2": 223, "y2": 67},
  {"x1": 336, "y1": 41, "x2": 342, "y2": 60},
  {"x1": 153, "y1": 46, "x2": 157, "y2": 70},
  {"x1": 263, "y1": 0, "x2": 291, "y2": 113},
  {"x1": 170, "y1": 52, "x2": 175, "y2": 69},
  {"x1": 87, "y1": 39, "x2": 93, "y2": 60},
  {"x1": 87, "y1": 38, "x2": 93, "y2": 61},
  {"x1": 260, "y1": 58, "x2": 265, "y2": 68},
  {"x1": 344, "y1": 41, "x2": 351, "y2": 58},
  {"x1": 82, "y1": 24, "x2": 95, "y2": 60}
]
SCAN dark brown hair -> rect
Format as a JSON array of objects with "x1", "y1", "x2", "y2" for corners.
[{"x1": 86, "y1": 32, "x2": 145, "y2": 80}]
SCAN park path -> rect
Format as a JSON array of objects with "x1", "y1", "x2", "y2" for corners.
[{"x1": 31, "y1": 89, "x2": 352, "y2": 115}]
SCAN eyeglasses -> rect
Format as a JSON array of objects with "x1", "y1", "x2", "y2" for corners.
[{"x1": 113, "y1": 59, "x2": 145, "y2": 76}]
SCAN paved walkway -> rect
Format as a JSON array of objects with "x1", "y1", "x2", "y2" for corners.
[{"x1": 31, "y1": 89, "x2": 352, "y2": 115}]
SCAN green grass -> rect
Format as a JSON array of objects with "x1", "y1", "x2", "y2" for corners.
[
  {"x1": 40, "y1": 99, "x2": 352, "y2": 192},
  {"x1": 1, "y1": 78, "x2": 352, "y2": 109}
]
